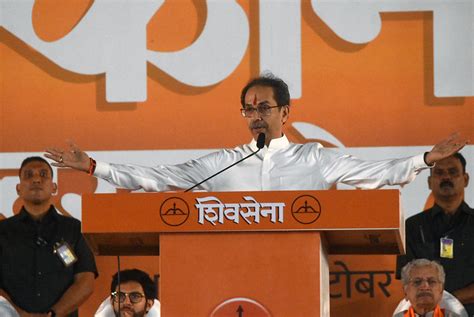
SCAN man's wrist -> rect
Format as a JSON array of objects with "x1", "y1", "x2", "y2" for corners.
[
  {"x1": 87, "y1": 157, "x2": 97, "y2": 175},
  {"x1": 423, "y1": 152, "x2": 435, "y2": 167}
]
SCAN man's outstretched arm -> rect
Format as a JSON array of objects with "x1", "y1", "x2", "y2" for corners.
[{"x1": 45, "y1": 133, "x2": 469, "y2": 172}]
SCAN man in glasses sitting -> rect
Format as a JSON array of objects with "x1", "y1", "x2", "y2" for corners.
[
  {"x1": 394, "y1": 259, "x2": 464, "y2": 317},
  {"x1": 96, "y1": 269, "x2": 160, "y2": 317}
]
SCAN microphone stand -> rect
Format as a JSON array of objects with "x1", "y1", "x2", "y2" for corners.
[{"x1": 185, "y1": 133, "x2": 266, "y2": 192}]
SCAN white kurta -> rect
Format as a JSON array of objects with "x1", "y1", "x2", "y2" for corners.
[{"x1": 94, "y1": 135, "x2": 428, "y2": 192}]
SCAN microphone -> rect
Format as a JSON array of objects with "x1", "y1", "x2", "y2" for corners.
[
  {"x1": 185, "y1": 133, "x2": 266, "y2": 192},
  {"x1": 255, "y1": 132, "x2": 266, "y2": 149}
]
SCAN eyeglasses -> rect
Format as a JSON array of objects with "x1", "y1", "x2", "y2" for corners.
[
  {"x1": 409, "y1": 278, "x2": 441, "y2": 288},
  {"x1": 240, "y1": 104, "x2": 280, "y2": 117},
  {"x1": 111, "y1": 291, "x2": 145, "y2": 304}
]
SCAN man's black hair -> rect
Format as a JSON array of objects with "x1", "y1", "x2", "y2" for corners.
[
  {"x1": 454, "y1": 152, "x2": 467, "y2": 173},
  {"x1": 240, "y1": 73, "x2": 291, "y2": 108},
  {"x1": 111, "y1": 269, "x2": 156, "y2": 300},
  {"x1": 430, "y1": 152, "x2": 467, "y2": 174},
  {"x1": 19, "y1": 156, "x2": 54, "y2": 177}
]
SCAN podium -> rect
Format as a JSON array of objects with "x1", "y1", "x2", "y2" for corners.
[{"x1": 82, "y1": 190, "x2": 404, "y2": 317}]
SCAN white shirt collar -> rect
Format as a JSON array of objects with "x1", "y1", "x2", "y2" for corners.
[{"x1": 249, "y1": 134, "x2": 290, "y2": 151}]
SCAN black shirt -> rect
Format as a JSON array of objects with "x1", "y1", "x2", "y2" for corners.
[
  {"x1": 0, "y1": 206, "x2": 98, "y2": 316},
  {"x1": 396, "y1": 202, "x2": 474, "y2": 316}
]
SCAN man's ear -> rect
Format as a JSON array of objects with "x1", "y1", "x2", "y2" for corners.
[
  {"x1": 145, "y1": 299, "x2": 154, "y2": 312},
  {"x1": 464, "y1": 173, "x2": 469, "y2": 188},
  {"x1": 16, "y1": 184, "x2": 20, "y2": 195},
  {"x1": 52, "y1": 182, "x2": 58, "y2": 194},
  {"x1": 281, "y1": 105, "x2": 290, "y2": 124},
  {"x1": 437, "y1": 284, "x2": 445, "y2": 297}
]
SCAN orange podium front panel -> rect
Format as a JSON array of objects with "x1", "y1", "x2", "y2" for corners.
[
  {"x1": 159, "y1": 232, "x2": 328, "y2": 317},
  {"x1": 82, "y1": 190, "x2": 402, "y2": 316}
]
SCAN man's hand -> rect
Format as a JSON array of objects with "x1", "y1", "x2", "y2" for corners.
[
  {"x1": 425, "y1": 133, "x2": 469, "y2": 165},
  {"x1": 44, "y1": 142, "x2": 91, "y2": 173}
]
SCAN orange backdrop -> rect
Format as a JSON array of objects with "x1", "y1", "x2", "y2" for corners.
[{"x1": 1, "y1": 1, "x2": 473, "y2": 316}]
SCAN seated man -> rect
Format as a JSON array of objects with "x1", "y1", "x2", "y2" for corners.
[
  {"x1": 0, "y1": 157, "x2": 98, "y2": 317},
  {"x1": 95, "y1": 269, "x2": 160, "y2": 317},
  {"x1": 396, "y1": 259, "x2": 463, "y2": 317}
]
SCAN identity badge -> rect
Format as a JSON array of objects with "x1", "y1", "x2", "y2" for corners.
[
  {"x1": 440, "y1": 237, "x2": 454, "y2": 259},
  {"x1": 54, "y1": 241, "x2": 78, "y2": 267}
]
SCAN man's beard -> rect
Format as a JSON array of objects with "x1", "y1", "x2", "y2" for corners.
[{"x1": 114, "y1": 307, "x2": 147, "y2": 317}]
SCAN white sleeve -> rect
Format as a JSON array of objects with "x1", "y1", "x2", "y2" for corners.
[
  {"x1": 0, "y1": 296, "x2": 19, "y2": 317},
  {"x1": 93, "y1": 152, "x2": 223, "y2": 192},
  {"x1": 318, "y1": 148, "x2": 429, "y2": 189}
]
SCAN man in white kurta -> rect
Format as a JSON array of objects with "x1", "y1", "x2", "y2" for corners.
[
  {"x1": 45, "y1": 75, "x2": 467, "y2": 191},
  {"x1": 92, "y1": 135, "x2": 428, "y2": 192}
]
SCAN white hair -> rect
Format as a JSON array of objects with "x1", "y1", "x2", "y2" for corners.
[{"x1": 401, "y1": 258, "x2": 445, "y2": 287}]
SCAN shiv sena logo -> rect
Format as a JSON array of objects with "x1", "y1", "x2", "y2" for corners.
[{"x1": 159, "y1": 197, "x2": 190, "y2": 226}]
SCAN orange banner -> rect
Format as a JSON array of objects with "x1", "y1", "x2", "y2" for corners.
[{"x1": 1, "y1": 1, "x2": 473, "y2": 316}]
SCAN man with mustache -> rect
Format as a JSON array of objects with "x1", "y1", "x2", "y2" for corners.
[
  {"x1": 0, "y1": 157, "x2": 98, "y2": 317},
  {"x1": 45, "y1": 74, "x2": 467, "y2": 192},
  {"x1": 395, "y1": 259, "x2": 461, "y2": 317},
  {"x1": 397, "y1": 153, "x2": 474, "y2": 316}
]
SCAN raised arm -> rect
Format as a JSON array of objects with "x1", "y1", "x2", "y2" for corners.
[
  {"x1": 318, "y1": 133, "x2": 468, "y2": 189},
  {"x1": 45, "y1": 142, "x2": 224, "y2": 191}
]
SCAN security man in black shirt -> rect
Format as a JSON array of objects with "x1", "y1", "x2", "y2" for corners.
[
  {"x1": 397, "y1": 153, "x2": 474, "y2": 316},
  {"x1": 0, "y1": 157, "x2": 98, "y2": 316}
]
